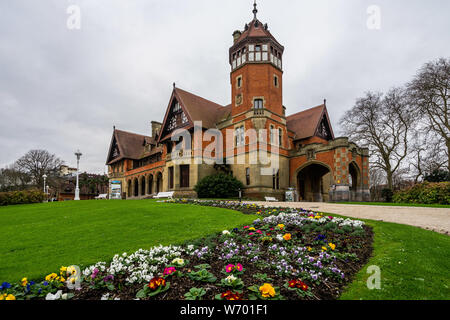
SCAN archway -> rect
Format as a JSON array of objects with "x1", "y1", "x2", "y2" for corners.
[
  {"x1": 140, "y1": 176, "x2": 146, "y2": 196},
  {"x1": 134, "y1": 178, "x2": 139, "y2": 197},
  {"x1": 156, "y1": 172, "x2": 162, "y2": 194},
  {"x1": 296, "y1": 162, "x2": 332, "y2": 202},
  {"x1": 349, "y1": 162, "x2": 361, "y2": 201},
  {"x1": 147, "y1": 175, "x2": 153, "y2": 195},
  {"x1": 127, "y1": 179, "x2": 132, "y2": 198}
]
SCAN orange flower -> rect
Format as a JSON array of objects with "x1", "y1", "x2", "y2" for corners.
[
  {"x1": 259, "y1": 283, "x2": 276, "y2": 298},
  {"x1": 283, "y1": 233, "x2": 292, "y2": 241}
]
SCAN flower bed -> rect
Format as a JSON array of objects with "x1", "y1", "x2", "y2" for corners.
[{"x1": 0, "y1": 201, "x2": 373, "y2": 300}]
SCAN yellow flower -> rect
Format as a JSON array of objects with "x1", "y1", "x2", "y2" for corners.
[
  {"x1": 0, "y1": 293, "x2": 7, "y2": 300},
  {"x1": 60, "y1": 266, "x2": 67, "y2": 274},
  {"x1": 21, "y1": 277, "x2": 28, "y2": 286},
  {"x1": 249, "y1": 227, "x2": 256, "y2": 231},
  {"x1": 277, "y1": 224, "x2": 285, "y2": 230},
  {"x1": 322, "y1": 246, "x2": 328, "y2": 252},
  {"x1": 307, "y1": 246, "x2": 312, "y2": 252},
  {"x1": 60, "y1": 276, "x2": 66, "y2": 282},
  {"x1": 45, "y1": 273, "x2": 58, "y2": 282},
  {"x1": 283, "y1": 233, "x2": 292, "y2": 241},
  {"x1": 5, "y1": 294, "x2": 16, "y2": 301},
  {"x1": 67, "y1": 266, "x2": 77, "y2": 276},
  {"x1": 259, "y1": 283, "x2": 276, "y2": 298},
  {"x1": 329, "y1": 243, "x2": 336, "y2": 251}
]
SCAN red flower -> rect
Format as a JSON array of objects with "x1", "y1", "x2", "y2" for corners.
[
  {"x1": 221, "y1": 291, "x2": 243, "y2": 300},
  {"x1": 148, "y1": 277, "x2": 166, "y2": 291}
]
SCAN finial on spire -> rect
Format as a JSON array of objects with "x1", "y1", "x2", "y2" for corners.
[
  {"x1": 173, "y1": 82, "x2": 176, "y2": 89},
  {"x1": 253, "y1": 0, "x2": 258, "y2": 20}
]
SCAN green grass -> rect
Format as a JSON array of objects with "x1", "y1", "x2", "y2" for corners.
[
  {"x1": 339, "y1": 202, "x2": 450, "y2": 208},
  {"x1": 0, "y1": 200, "x2": 256, "y2": 283},
  {"x1": 339, "y1": 217, "x2": 450, "y2": 300}
]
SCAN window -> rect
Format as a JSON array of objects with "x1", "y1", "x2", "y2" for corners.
[
  {"x1": 180, "y1": 165, "x2": 190, "y2": 188},
  {"x1": 235, "y1": 126, "x2": 245, "y2": 147},
  {"x1": 168, "y1": 167, "x2": 174, "y2": 189},
  {"x1": 254, "y1": 99, "x2": 263, "y2": 109},
  {"x1": 274, "y1": 75, "x2": 279, "y2": 87},
  {"x1": 273, "y1": 169, "x2": 280, "y2": 190},
  {"x1": 255, "y1": 45, "x2": 261, "y2": 52},
  {"x1": 246, "y1": 168, "x2": 250, "y2": 186},
  {"x1": 279, "y1": 128, "x2": 283, "y2": 147},
  {"x1": 237, "y1": 76, "x2": 242, "y2": 88},
  {"x1": 270, "y1": 125, "x2": 275, "y2": 144}
]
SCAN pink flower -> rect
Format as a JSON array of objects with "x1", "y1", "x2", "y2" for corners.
[
  {"x1": 225, "y1": 264, "x2": 235, "y2": 273},
  {"x1": 244, "y1": 226, "x2": 249, "y2": 229},
  {"x1": 236, "y1": 263, "x2": 243, "y2": 272},
  {"x1": 91, "y1": 268, "x2": 99, "y2": 279},
  {"x1": 164, "y1": 267, "x2": 176, "y2": 276},
  {"x1": 256, "y1": 230, "x2": 262, "y2": 234},
  {"x1": 249, "y1": 232, "x2": 254, "y2": 236}
]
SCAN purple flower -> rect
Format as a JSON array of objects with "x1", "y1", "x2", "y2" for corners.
[{"x1": 103, "y1": 275, "x2": 114, "y2": 283}]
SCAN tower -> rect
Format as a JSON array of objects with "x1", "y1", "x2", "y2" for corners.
[{"x1": 229, "y1": 1, "x2": 285, "y2": 117}]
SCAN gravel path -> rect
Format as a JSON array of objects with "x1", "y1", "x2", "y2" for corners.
[{"x1": 247, "y1": 202, "x2": 450, "y2": 235}]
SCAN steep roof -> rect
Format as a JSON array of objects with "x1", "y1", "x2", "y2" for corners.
[
  {"x1": 106, "y1": 129, "x2": 161, "y2": 165},
  {"x1": 234, "y1": 19, "x2": 283, "y2": 49},
  {"x1": 158, "y1": 87, "x2": 231, "y2": 141},
  {"x1": 175, "y1": 88, "x2": 226, "y2": 128},
  {"x1": 287, "y1": 104, "x2": 334, "y2": 141}
]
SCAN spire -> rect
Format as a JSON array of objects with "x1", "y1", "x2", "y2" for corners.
[{"x1": 252, "y1": 0, "x2": 258, "y2": 20}]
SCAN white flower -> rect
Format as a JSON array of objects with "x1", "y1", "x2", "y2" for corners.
[
  {"x1": 222, "y1": 230, "x2": 231, "y2": 235},
  {"x1": 45, "y1": 290, "x2": 63, "y2": 301}
]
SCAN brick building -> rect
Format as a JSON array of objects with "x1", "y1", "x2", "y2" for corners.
[{"x1": 106, "y1": 4, "x2": 370, "y2": 202}]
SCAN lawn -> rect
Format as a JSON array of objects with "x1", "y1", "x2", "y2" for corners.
[
  {"x1": 0, "y1": 200, "x2": 256, "y2": 283},
  {"x1": 340, "y1": 202, "x2": 450, "y2": 208},
  {"x1": 339, "y1": 217, "x2": 450, "y2": 300}
]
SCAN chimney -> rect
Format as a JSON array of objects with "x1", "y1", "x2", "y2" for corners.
[
  {"x1": 151, "y1": 121, "x2": 162, "y2": 138},
  {"x1": 233, "y1": 30, "x2": 242, "y2": 44}
]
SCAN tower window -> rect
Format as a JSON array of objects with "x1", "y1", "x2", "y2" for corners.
[
  {"x1": 237, "y1": 76, "x2": 242, "y2": 88},
  {"x1": 255, "y1": 45, "x2": 261, "y2": 52},
  {"x1": 279, "y1": 128, "x2": 283, "y2": 147},
  {"x1": 254, "y1": 99, "x2": 263, "y2": 109},
  {"x1": 274, "y1": 75, "x2": 279, "y2": 87},
  {"x1": 246, "y1": 168, "x2": 250, "y2": 186}
]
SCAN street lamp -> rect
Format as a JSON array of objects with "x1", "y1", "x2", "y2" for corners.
[
  {"x1": 43, "y1": 174, "x2": 47, "y2": 193},
  {"x1": 74, "y1": 150, "x2": 82, "y2": 201}
]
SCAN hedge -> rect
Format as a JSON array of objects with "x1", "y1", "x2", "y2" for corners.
[
  {"x1": 194, "y1": 173, "x2": 244, "y2": 199},
  {"x1": 0, "y1": 190, "x2": 46, "y2": 206},
  {"x1": 393, "y1": 182, "x2": 450, "y2": 205}
]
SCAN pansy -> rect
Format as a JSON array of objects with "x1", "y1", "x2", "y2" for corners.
[
  {"x1": 329, "y1": 243, "x2": 336, "y2": 251},
  {"x1": 172, "y1": 258, "x2": 185, "y2": 266},
  {"x1": 0, "y1": 282, "x2": 11, "y2": 290},
  {"x1": 21, "y1": 278, "x2": 28, "y2": 287}
]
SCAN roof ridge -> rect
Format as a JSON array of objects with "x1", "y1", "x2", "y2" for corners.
[{"x1": 287, "y1": 104, "x2": 325, "y2": 120}]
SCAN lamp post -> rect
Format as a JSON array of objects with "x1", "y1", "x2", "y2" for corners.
[
  {"x1": 74, "y1": 150, "x2": 82, "y2": 201},
  {"x1": 43, "y1": 174, "x2": 47, "y2": 193}
]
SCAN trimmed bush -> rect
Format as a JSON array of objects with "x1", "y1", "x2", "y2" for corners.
[
  {"x1": 393, "y1": 182, "x2": 450, "y2": 205},
  {"x1": 194, "y1": 173, "x2": 244, "y2": 199},
  {"x1": 381, "y1": 188, "x2": 394, "y2": 203},
  {"x1": 0, "y1": 190, "x2": 46, "y2": 206}
]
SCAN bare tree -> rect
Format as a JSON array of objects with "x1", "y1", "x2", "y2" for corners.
[
  {"x1": 0, "y1": 164, "x2": 32, "y2": 191},
  {"x1": 408, "y1": 57, "x2": 450, "y2": 171},
  {"x1": 15, "y1": 150, "x2": 64, "y2": 189},
  {"x1": 340, "y1": 88, "x2": 414, "y2": 190}
]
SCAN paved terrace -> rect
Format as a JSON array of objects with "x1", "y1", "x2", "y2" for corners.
[{"x1": 247, "y1": 202, "x2": 450, "y2": 235}]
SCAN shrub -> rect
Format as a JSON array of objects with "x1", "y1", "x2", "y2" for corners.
[
  {"x1": 194, "y1": 173, "x2": 244, "y2": 199},
  {"x1": 381, "y1": 188, "x2": 394, "y2": 202},
  {"x1": 393, "y1": 182, "x2": 450, "y2": 205},
  {"x1": 0, "y1": 189, "x2": 46, "y2": 206}
]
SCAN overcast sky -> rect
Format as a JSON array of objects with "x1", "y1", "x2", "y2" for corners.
[{"x1": 1, "y1": 0, "x2": 449, "y2": 173}]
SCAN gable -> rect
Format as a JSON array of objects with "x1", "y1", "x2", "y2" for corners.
[
  {"x1": 287, "y1": 104, "x2": 335, "y2": 142},
  {"x1": 160, "y1": 96, "x2": 192, "y2": 140}
]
